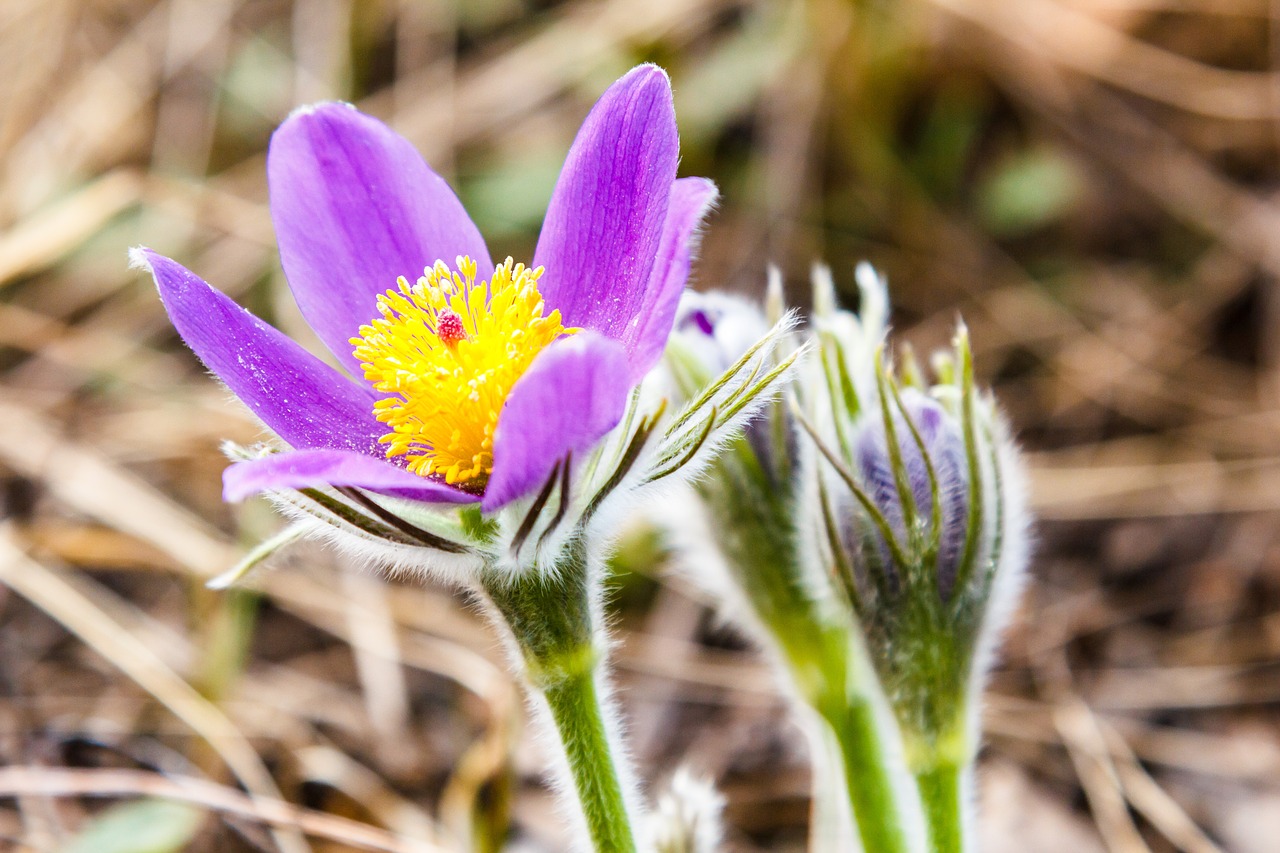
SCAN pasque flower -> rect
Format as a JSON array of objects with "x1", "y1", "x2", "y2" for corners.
[
  {"x1": 133, "y1": 64, "x2": 716, "y2": 515},
  {"x1": 134, "y1": 65, "x2": 802, "y2": 853}
]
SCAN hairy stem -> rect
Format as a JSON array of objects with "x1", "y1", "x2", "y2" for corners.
[
  {"x1": 915, "y1": 761, "x2": 965, "y2": 853},
  {"x1": 699, "y1": 440, "x2": 915, "y2": 853},
  {"x1": 819, "y1": 693, "x2": 914, "y2": 853},
  {"x1": 482, "y1": 540, "x2": 637, "y2": 852},
  {"x1": 542, "y1": 667, "x2": 637, "y2": 853}
]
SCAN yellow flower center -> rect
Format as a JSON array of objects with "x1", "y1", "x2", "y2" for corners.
[{"x1": 350, "y1": 256, "x2": 571, "y2": 488}]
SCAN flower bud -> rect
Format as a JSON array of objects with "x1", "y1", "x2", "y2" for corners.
[
  {"x1": 670, "y1": 290, "x2": 773, "y2": 386},
  {"x1": 667, "y1": 289, "x2": 798, "y2": 488},
  {"x1": 801, "y1": 268, "x2": 1030, "y2": 783}
]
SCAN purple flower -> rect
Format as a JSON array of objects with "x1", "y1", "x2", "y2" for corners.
[{"x1": 134, "y1": 65, "x2": 717, "y2": 513}]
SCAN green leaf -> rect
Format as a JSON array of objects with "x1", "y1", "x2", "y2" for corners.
[{"x1": 61, "y1": 799, "x2": 204, "y2": 853}]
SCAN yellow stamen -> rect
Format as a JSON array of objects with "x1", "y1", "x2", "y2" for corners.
[{"x1": 350, "y1": 256, "x2": 571, "y2": 488}]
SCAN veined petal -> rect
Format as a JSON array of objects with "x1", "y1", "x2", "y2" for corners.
[
  {"x1": 533, "y1": 65, "x2": 678, "y2": 357},
  {"x1": 135, "y1": 249, "x2": 385, "y2": 455},
  {"x1": 483, "y1": 332, "x2": 630, "y2": 512},
  {"x1": 269, "y1": 102, "x2": 492, "y2": 374},
  {"x1": 223, "y1": 448, "x2": 478, "y2": 503},
  {"x1": 623, "y1": 176, "x2": 718, "y2": 381}
]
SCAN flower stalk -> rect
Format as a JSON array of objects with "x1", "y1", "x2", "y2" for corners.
[
  {"x1": 542, "y1": 671, "x2": 635, "y2": 852},
  {"x1": 914, "y1": 759, "x2": 966, "y2": 853},
  {"x1": 821, "y1": 690, "x2": 913, "y2": 853},
  {"x1": 698, "y1": 439, "x2": 912, "y2": 853},
  {"x1": 481, "y1": 538, "x2": 638, "y2": 853}
]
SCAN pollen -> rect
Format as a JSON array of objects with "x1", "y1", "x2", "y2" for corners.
[{"x1": 350, "y1": 256, "x2": 572, "y2": 488}]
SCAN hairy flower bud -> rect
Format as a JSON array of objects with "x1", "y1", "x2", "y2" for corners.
[
  {"x1": 800, "y1": 265, "x2": 1030, "y2": 851},
  {"x1": 669, "y1": 290, "x2": 798, "y2": 489},
  {"x1": 674, "y1": 291, "x2": 773, "y2": 378}
]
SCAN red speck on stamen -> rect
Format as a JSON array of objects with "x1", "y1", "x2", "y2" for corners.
[{"x1": 436, "y1": 309, "x2": 466, "y2": 346}]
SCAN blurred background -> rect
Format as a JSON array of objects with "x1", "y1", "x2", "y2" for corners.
[{"x1": 1, "y1": 0, "x2": 1278, "y2": 850}]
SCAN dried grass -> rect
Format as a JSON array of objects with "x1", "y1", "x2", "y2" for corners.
[{"x1": 0, "y1": 1, "x2": 1277, "y2": 850}]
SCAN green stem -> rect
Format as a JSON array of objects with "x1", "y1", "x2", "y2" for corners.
[
  {"x1": 482, "y1": 541, "x2": 636, "y2": 853},
  {"x1": 699, "y1": 441, "x2": 915, "y2": 852},
  {"x1": 765, "y1": 599, "x2": 912, "y2": 853},
  {"x1": 820, "y1": 694, "x2": 913, "y2": 853},
  {"x1": 915, "y1": 762, "x2": 965, "y2": 853},
  {"x1": 542, "y1": 668, "x2": 637, "y2": 853}
]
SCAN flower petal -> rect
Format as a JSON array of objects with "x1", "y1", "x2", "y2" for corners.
[
  {"x1": 135, "y1": 248, "x2": 385, "y2": 455},
  {"x1": 533, "y1": 65, "x2": 678, "y2": 353},
  {"x1": 483, "y1": 332, "x2": 630, "y2": 512},
  {"x1": 223, "y1": 448, "x2": 477, "y2": 503},
  {"x1": 269, "y1": 102, "x2": 492, "y2": 374},
  {"x1": 622, "y1": 176, "x2": 718, "y2": 381}
]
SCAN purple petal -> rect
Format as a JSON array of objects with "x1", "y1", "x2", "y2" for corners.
[
  {"x1": 533, "y1": 65, "x2": 678, "y2": 355},
  {"x1": 482, "y1": 332, "x2": 630, "y2": 512},
  {"x1": 902, "y1": 393, "x2": 970, "y2": 597},
  {"x1": 854, "y1": 391, "x2": 972, "y2": 598},
  {"x1": 269, "y1": 102, "x2": 492, "y2": 374},
  {"x1": 224, "y1": 448, "x2": 477, "y2": 503},
  {"x1": 622, "y1": 177, "x2": 718, "y2": 381},
  {"x1": 857, "y1": 426, "x2": 906, "y2": 535},
  {"x1": 135, "y1": 248, "x2": 385, "y2": 456}
]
